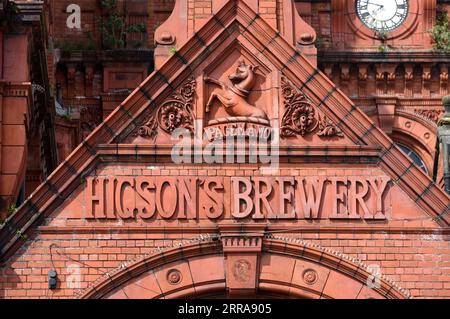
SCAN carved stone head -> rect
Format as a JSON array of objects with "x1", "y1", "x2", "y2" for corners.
[{"x1": 229, "y1": 60, "x2": 259, "y2": 84}]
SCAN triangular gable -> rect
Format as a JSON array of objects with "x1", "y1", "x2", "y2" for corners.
[{"x1": 1, "y1": 0, "x2": 449, "y2": 261}]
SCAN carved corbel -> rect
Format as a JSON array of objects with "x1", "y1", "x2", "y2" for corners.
[
  {"x1": 340, "y1": 64, "x2": 351, "y2": 82},
  {"x1": 386, "y1": 71, "x2": 397, "y2": 95},
  {"x1": 404, "y1": 64, "x2": 414, "y2": 97},
  {"x1": 358, "y1": 64, "x2": 368, "y2": 82},
  {"x1": 375, "y1": 72, "x2": 385, "y2": 82},
  {"x1": 387, "y1": 72, "x2": 396, "y2": 82},
  {"x1": 422, "y1": 64, "x2": 432, "y2": 97},
  {"x1": 422, "y1": 67, "x2": 432, "y2": 82},
  {"x1": 358, "y1": 64, "x2": 368, "y2": 97},
  {"x1": 405, "y1": 65, "x2": 414, "y2": 81},
  {"x1": 375, "y1": 70, "x2": 386, "y2": 95},
  {"x1": 375, "y1": 64, "x2": 397, "y2": 95},
  {"x1": 323, "y1": 63, "x2": 334, "y2": 80}
]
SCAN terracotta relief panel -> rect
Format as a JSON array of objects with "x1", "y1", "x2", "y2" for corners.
[{"x1": 126, "y1": 45, "x2": 350, "y2": 147}]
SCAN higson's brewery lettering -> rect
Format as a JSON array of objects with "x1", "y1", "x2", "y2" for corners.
[{"x1": 85, "y1": 176, "x2": 391, "y2": 220}]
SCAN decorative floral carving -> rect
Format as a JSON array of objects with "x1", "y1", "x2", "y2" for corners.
[
  {"x1": 280, "y1": 77, "x2": 343, "y2": 139},
  {"x1": 318, "y1": 114, "x2": 344, "y2": 138},
  {"x1": 414, "y1": 109, "x2": 444, "y2": 123},
  {"x1": 303, "y1": 269, "x2": 318, "y2": 285},
  {"x1": 280, "y1": 77, "x2": 318, "y2": 137},
  {"x1": 167, "y1": 269, "x2": 182, "y2": 285},
  {"x1": 232, "y1": 259, "x2": 251, "y2": 283},
  {"x1": 136, "y1": 77, "x2": 196, "y2": 138}
]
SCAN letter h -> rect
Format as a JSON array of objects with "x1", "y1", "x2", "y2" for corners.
[{"x1": 86, "y1": 177, "x2": 105, "y2": 218}]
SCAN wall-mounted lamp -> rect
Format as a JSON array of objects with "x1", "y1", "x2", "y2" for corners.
[
  {"x1": 48, "y1": 269, "x2": 58, "y2": 290},
  {"x1": 437, "y1": 96, "x2": 450, "y2": 195}
]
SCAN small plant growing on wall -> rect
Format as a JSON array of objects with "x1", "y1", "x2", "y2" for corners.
[
  {"x1": 100, "y1": 0, "x2": 147, "y2": 50},
  {"x1": 7, "y1": 203, "x2": 17, "y2": 215},
  {"x1": 429, "y1": 11, "x2": 450, "y2": 52},
  {"x1": 55, "y1": 31, "x2": 97, "y2": 55}
]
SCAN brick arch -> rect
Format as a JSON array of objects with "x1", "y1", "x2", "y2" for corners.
[{"x1": 79, "y1": 237, "x2": 410, "y2": 299}]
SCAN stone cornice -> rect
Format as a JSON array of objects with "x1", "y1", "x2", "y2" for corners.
[
  {"x1": 97, "y1": 144, "x2": 381, "y2": 164},
  {"x1": 58, "y1": 49, "x2": 154, "y2": 64},
  {"x1": 319, "y1": 50, "x2": 450, "y2": 63},
  {"x1": 37, "y1": 225, "x2": 450, "y2": 235}
]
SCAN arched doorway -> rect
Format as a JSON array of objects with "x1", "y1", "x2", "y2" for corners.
[{"x1": 79, "y1": 235, "x2": 410, "y2": 299}]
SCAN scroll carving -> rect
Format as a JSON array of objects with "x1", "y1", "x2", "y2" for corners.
[
  {"x1": 280, "y1": 77, "x2": 318, "y2": 137},
  {"x1": 136, "y1": 77, "x2": 196, "y2": 138},
  {"x1": 280, "y1": 77, "x2": 343, "y2": 139},
  {"x1": 318, "y1": 114, "x2": 344, "y2": 137},
  {"x1": 414, "y1": 109, "x2": 444, "y2": 124}
]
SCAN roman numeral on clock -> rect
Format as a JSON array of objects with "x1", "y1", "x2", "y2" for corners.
[{"x1": 356, "y1": 0, "x2": 408, "y2": 32}]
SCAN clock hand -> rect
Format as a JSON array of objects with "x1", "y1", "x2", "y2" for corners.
[
  {"x1": 372, "y1": 5, "x2": 385, "y2": 15},
  {"x1": 367, "y1": 2, "x2": 384, "y2": 7}
]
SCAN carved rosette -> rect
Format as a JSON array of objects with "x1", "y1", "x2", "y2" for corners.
[
  {"x1": 280, "y1": 77, "x2": 343, "y2": 139},
  {"x1": 167, "y1": 269, "x2": 182, "y2": 285},
  {"x1": 303, "y1": 269, "x2": 318, "y2": 285},
  {"x1": 136, "y1": 77, "x2": 196, "y2": 138}
]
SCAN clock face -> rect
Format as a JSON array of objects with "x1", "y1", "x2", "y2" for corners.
[{"x1": 356, "y1": 0, "x2": 409, "y2": 32}]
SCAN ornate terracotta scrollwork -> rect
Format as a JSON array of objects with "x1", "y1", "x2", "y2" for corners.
[
  {"x1": 318, "y1": 114, "x2": 344, "y2": 137},
  {"x1": 280, "y1": 77, "x2": 318, "y2": 137},
  {"x1": 414, "y1": 109, "x2": 444, "y2": 124},
  {"x1": 136, "y1": 77, "x2": 196, "y2": 138},
  {"x1": 280, "y1": 77, "x2": 343, "y2": 139}
]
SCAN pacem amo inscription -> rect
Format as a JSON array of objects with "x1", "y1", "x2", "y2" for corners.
[{"x1": 85, "y1": 176, "x2": 390, "y2": 221}]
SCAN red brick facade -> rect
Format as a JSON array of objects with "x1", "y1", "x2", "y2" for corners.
[{"x1": 0, "y1": 0, "x2": 450, "y2": 299}]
